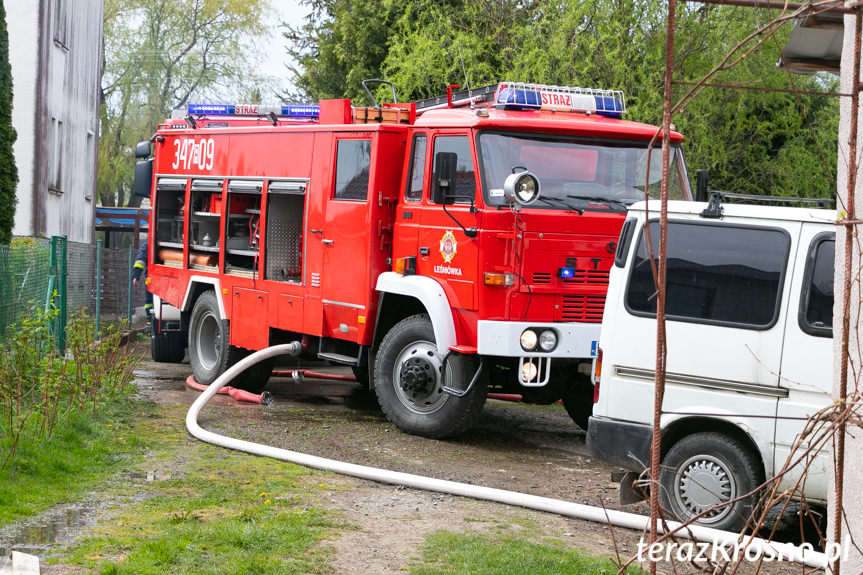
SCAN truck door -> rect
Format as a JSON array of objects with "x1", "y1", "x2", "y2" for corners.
[
  {"x1": 774, "y1": 227, "x2": 834, "y2": 501},
  {"x1": 320, "y1": 136, "x2": 374, "y2": 342},
  {"x1": 417, "y1": 133, "x2": 481, "y2": 310}
]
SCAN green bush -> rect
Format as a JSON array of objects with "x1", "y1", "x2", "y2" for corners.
[{"x1": 0, "y1": 309, "x2": 138, "y2": 470}]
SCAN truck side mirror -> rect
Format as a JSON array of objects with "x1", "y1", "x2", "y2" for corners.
[
  {"x1": 132, "y1": 158, "x2": 153, "y2": 198},
  {"x1": 696, "y1": 169, "x2": 709, "y2": 202},
  {"x1": 135, "y1": 140, "x2": 151, "y2": 159},
  {"x1": 432, "y1": 152, "x2": 458, "y2": 205}
]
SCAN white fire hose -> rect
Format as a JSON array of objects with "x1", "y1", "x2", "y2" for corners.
[{"x1": 186, "y1": 344, "x2": 828, "y2": 570}]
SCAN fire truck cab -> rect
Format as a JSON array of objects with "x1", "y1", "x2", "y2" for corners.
[{"x1": 136, "y1": 82, "x2": 692, "y2": 439}]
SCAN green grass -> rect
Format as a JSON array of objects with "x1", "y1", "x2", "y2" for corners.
[
  {"x1": 54, "y1": 403, "x2": 334, "y2": 574},
  {"x1": 0, "y1": 396, "x2": 153, "y2": 525},
  {"x1": 411, "y1": 532, "x2": 638, "y2": 575}
]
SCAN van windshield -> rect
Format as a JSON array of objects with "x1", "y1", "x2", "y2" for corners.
[{"x1": 477, "y1": 132, "x2": 691, "y2": 211}]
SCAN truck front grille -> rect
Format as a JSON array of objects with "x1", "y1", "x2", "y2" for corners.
[
  {"x1": 563, "y1": 270, "x2": 610, "y2": 285},
  {"x1": 558, "y1": 295, "x2": 605, "y2": 322}
]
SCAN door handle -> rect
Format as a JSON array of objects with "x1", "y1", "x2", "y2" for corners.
[{"x1": 321, "y1": 239, "x2": 334, "y2": 245}]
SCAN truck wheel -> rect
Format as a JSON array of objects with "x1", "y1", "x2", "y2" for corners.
[
  {"x1": 561, "y1": 372, "x2": 593, "y2": 430},
  {"x1": 150, "y1": 320, "x2": 186, "y2": 363},
  {"x1": 659, "y1": 432, "x2": 763, "y2": 532},
  {"x1": 374, "y1": 314, "x2": 486, "y2": 439},
  {"x1": 188, "y1": 291, "x2": 272, "y2": 392}
]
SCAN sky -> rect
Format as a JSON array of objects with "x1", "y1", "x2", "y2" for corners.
[{"x1": 258, "y1": 1, "x2": 311, "y2": 99}]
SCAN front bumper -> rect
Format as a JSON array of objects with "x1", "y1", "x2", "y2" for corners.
[
  {"x1": 586, "y1": 416, "x2": 652, "y2": 472},
  {"x1": 476, "y1": 320, "x2": 600, "y2": 359}
]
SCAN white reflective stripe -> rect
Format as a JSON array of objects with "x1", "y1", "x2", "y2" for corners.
[
  {"x1": 375, "y1": 272, "x2": 456, "y2": 350},
  {"x1": 182, "y1": 276, "x2": 225, "y2": 318},
  {"x1": 322, "y1": 299, "x2": 366, "y2": 310}
]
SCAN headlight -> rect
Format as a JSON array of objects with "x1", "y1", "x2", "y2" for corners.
[
  {"x1": 520, "y1": 329, "x2": 538, "y2": 351},
  {"x1": 539, "y1": 330, "x2": 558, "y2": 351}
]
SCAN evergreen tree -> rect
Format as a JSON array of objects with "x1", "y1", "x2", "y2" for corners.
[{"x1": 0, "y1": 2, "x2": 17, "y2": 244}]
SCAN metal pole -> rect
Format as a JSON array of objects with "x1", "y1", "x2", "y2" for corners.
[
  {"x1": 680, "y1": 0, "x2": 855, "y2": 14},
  {"x1": 127, "y1": 246, "x2": 133, "y2": 327},
  {"x1": 95, "y1": 239, "x2": 102, "y2": 336}
]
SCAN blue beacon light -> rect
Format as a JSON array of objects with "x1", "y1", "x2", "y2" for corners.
[{"x1": 558, "y1": 266, "x2": 576, "y2": 279}]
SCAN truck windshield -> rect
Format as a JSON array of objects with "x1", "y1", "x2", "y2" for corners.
[{"x1": 477, "y1": 132, "x2": 690, "y2": 211}]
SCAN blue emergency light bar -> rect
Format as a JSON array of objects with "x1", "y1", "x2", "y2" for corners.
[
  {"x1": 494, "y1": 82, "x2": 625, "y2": 118},
  {"x1": 185, "y1": 103, "x2": 320, "y2": 119}
]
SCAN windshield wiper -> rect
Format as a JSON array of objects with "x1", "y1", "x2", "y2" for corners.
[
  {"x1": 566, "y1": 194, "x2": 632, "y2": 211},
  {"x1": 535, "y1": 196, "x2": 584, "y2": 214}
]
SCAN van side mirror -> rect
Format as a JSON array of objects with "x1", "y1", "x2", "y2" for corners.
[
  {"x1": 135, "y1": 140, "x2": 151, "y2": 159},
  {"x1": 432, "y1": 152, "x2": 458, "y2": 205},
  {"x1": 133, "y1": 158, "x2": 153, "y2": 198}
]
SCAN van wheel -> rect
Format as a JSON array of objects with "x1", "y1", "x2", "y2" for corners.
[
  {"x1": 150, "y1": 320, "x2": 186, "y2": 363},
  {"x1": 374, "y1": 314, "x2": 486, "y2": 439},
  {"x1": 188, "y1": 291, "x2": 272, "y2": 392},
  {"x1": 561, "y1": 373, "x2": 593, "y2": 430},
  {"x1": 659, "y1": 432, "x2": 763, "y2": 532}
]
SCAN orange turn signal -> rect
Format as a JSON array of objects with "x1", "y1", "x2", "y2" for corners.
[
  {"x1": 394, "y1": 256, "x2": 417, "y2": 276},
  {"x1": 483, "y1": 272, "x2": 514, "y2": 287}
]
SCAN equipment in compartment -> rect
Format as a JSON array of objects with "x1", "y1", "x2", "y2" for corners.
[{"x1": 224, "y1": 181, "x2": 263, "y2": 276}]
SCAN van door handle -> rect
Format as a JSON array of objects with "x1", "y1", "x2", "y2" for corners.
[{"x1": 321, "y1": 239, "x2": 334, "y2": 245}]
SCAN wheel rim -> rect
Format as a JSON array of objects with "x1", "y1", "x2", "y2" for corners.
[
  {"x1": 196, "y1": 310, "x2": 221, "y2": 371},
  {"x1": 673, "y1": 454, "x2": 737, "y2": 525},
  {"x1": 392, "y1": 340, "x2": 449, "y2": 415}
]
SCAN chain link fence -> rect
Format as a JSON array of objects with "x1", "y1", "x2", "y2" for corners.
[{"x1": 0, "y1": 236, "x2": 148, "y2": 345}]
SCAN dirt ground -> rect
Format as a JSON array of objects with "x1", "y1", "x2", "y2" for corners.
[{"x1": 3, "y1": 350, "x2": 819, "y2": 574}]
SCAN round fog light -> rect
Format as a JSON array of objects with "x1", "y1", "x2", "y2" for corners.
[
  {"x1": 520, "y1": 329, "x2": 538, "y2": 351},
  {"x1": 521, "y1": 361, "x2": 538, "y2": 382},
  {"x1": 539, "y1": 330, "x2": 557, "y2": 351}
]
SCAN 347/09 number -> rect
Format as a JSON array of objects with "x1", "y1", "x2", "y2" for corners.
[{"x1": 172, "y1": 138, "x2": 215, "y2": 170}]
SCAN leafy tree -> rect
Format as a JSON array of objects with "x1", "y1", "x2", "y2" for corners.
[
  {"x1": 286, "y1": 0, "x2": 838, "y2": 198},
  {"x1": 0, "y1": 2, "x2": 17, "y2": 244},
  {"x1": 100, "y1": 0, "x2": 274, "y2": 207}
]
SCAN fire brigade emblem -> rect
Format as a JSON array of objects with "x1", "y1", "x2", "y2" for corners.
[{"x1": 439, "y1": 231, "x2": 458, "y2": 263}]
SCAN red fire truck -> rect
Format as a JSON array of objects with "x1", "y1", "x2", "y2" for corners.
[{"x1": 133, "y1": 81, "x2": 692, "y2": 438}]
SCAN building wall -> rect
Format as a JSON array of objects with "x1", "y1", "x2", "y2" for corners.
[
  {"x1": 5, "y1": 1, "x2": 39, "y2": 237},
  {"x1": 831, "y1": 7, "x2": 863, "y2": 573},
  {"x1": 5, "y1": 0, "x2": 101, "y2": 244}
]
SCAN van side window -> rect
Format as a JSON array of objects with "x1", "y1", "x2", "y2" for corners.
[
  {"x1": 614, "y1": 218, "x2": 636, "y2": 268},
  {"x1": 406, "y1": 134, "x2": 426, "y2": 202},
  {"x1": 800, "y1": 234, "x2": 834, "y2": 337},
  {"x1": 626, "y1": 221, "x2": 790, "y2": 329},
  {"x1": 432, "y1": 135, "x2": 475, "y2": 203},
  {"x1": 334, "y1": 140, "x2": 371, "y2": 201}
]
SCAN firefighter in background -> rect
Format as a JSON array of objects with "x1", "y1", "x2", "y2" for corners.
[{"x1": 131, "y1": 242, "x2": 153, "y2": 315}]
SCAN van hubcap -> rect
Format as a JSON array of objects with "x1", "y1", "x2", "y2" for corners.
[{"x1": 675, "y1": 455, "x2": 735, "y2": 523}]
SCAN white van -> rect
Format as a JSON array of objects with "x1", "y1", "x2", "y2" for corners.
[{"x1": 587, "y1": 197, "x2": 835, "y2": 531}]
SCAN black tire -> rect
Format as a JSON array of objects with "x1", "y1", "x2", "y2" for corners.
[
  {"x1": 561, "y1": 372, "x2": 594, "y2": 430},
  {"x1": 373, "y1": 314, "x2": 486, "y2": 439},
  {"x1": 659, "y1": 432, "x2": 764, "y2": 532},
  {"x1": 150, "y1": 327, "x2": 186, "y2": 363},
  {"x1": 188, "y1": 291, "x2": 273, "y2": 392}
]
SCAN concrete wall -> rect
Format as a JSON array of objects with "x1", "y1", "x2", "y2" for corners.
[
  {"x1": 830, "y1": 6, "x2": 863, "y2": 573},
  {"x1": 5, "y1": 0, "x2": 102, "y2": 244}
]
